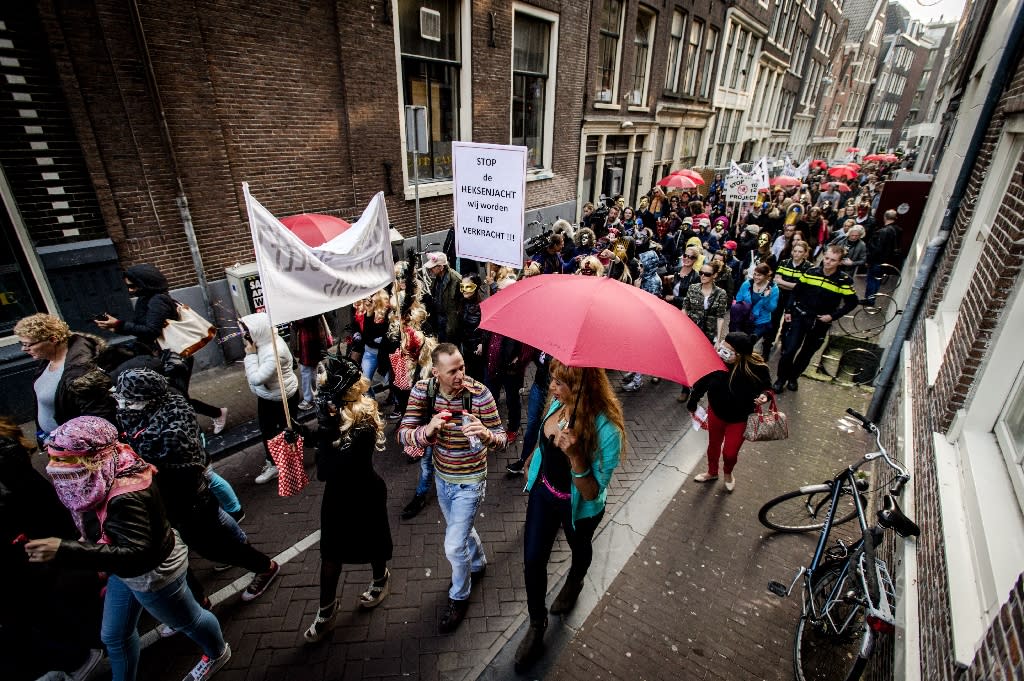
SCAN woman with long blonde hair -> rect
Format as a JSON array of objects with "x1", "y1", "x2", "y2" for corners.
[
  {"x1": 304, "y1": 355, "x2": 393, "y2": 643},
  {"x1": 514, "y1": 359, "x2": 625, "y2": 672},
  {"x1": 360, "y1": 289, "x2": 393, "y2": 395}
]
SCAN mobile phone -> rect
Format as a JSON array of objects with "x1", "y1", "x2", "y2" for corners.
[
  {"x1": 95, "y1": 313, "x2": 108, "y2": 321},
  {"x1": 437, "y1": 410, "x2": 453, "y2": 421}
]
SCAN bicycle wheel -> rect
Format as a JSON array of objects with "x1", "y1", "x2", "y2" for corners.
[
  {"x1": 758, "y1": 487, "x2": 859, "y2": 533},
  {"x1": 836, "y1": 347, "x2": 883, "y2": 386},
  {"x1": 848, "y1": 294, "x2": 897, "y2": 338},
  {"x1": 877, "y1": 264, "x2": 902, "y2": 292},
  {"x1": 794, "y1": 562, "x2": 872, "y2": 681}
]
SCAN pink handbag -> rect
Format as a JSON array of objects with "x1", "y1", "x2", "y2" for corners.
[{"x1": 266, "y1": 430, "x2": 309, "y2": 497}]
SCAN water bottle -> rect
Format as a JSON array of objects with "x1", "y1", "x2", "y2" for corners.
[{"x1": 463, "y1": 413, "x2": 484, "y2": 453}]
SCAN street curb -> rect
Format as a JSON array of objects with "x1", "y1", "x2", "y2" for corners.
[{"x1": 205, "y1": 413, "x2": 316, "y2": 461}]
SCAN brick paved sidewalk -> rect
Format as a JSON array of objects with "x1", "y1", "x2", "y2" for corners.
[{"x1": 542, "y1": 379, "x2": 874, "y2": 681}]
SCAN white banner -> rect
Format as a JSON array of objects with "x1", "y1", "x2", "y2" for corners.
[
  {"x1": 243, "y1": 184, "x2": 394, "y2": 325},
  {"x1": 452, "y1": 141, "x2": 527, "y2": 268},
  {"x1": 753, "y1": 157, "x2": 771, "y2": 190},
  {"x1": 725, "y1": 172, "x2": 759, "y2": 203}
]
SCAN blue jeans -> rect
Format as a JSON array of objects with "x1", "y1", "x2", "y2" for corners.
[
  {"x1": 864, "y1": 263, "x2": 883, "y2": 302},
  {"x1": 300, "y1": 364, "x2": 316, "y2": 403},
  {"x1": 519, "y1": 382, "x2": 548, "y2": 463},
  {"x1": 217, "y1": 507, "x2": 246, "y2": 543},
  {"x1": 415, "y1": 447, "x2": 435, "y2": 496},
  {"x1": 361, "y1": 346, "x2": 380, "y2": 395},
  {"x1": 205, "y1": 467, "x2": 241, "y2": 515},
  {"x1": 435, "y1": 478, "x2": 487, "y2": 601},
  {"x1": 101, "y1": 572, "x2": 225, "y2": 681}
]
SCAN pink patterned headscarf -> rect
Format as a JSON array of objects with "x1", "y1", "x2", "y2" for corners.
[{"x1": 46, "y1": 416, "x2": 153, "y2": 539}]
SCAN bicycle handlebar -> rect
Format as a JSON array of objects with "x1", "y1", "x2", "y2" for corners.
[{"x1": 846, "y1": 408, "x2": 874, "y2": 431}]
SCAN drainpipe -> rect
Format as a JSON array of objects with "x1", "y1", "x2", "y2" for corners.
[
  {"x1": 128, "y1": 0, "x2": 212, "y2": 316},
  {"x1": 867, "y1": 1, "x2": 1024, "y2": 422}
]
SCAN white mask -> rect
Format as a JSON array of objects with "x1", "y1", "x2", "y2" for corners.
[{"x1": 716, "y1": 344, "x2": 736, "y2": 363}]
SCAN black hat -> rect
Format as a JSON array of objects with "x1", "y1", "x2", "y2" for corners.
[
  {"x1": 318, "y1": 354, "x2": 362, "y2": 402},
  {"x1": 724, "y1": 332, "x2": 755, "y2": 356}
]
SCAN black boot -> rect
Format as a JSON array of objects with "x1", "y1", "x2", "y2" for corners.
[
  {"x1": 514, "y1": 616, "x2": 547, "y2": 673},
  {"x1": 401, "y1": 493, "x2": 428, "y2": 520},
  {"x1": 549, "y1": 578, "x2": 584, "y2": 615}
]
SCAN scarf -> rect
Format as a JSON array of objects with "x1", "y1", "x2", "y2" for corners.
[{"x1": 46, "y1": 416, "x2": 155, "y2": 540}]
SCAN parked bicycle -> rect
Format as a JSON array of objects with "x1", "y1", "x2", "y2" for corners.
[{"x1": 758, "y1": 408, "x2": 920, "y2": 681}]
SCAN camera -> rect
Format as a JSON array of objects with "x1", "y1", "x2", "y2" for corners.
[{"x1": 524, "y1": 229, "x2": 555, "y2": 257}]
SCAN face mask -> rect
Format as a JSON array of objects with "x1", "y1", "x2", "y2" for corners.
[
  {"x1": 614, "y1": 245, "x2": 628, "y2": 260},
  {"x1": 716, "y1": 344, "x2": 736, "y2": 363},
  {"x1": 460, "y1": 282, "x2": 477, "y2": 294}
]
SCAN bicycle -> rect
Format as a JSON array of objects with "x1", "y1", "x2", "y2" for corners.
[{"x1": 758, "y1": 408, "x2": 920, "y2": 681}]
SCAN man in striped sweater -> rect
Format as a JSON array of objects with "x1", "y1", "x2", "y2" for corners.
[{"x1": 398, "y1": 343, "x2": 507, "y2": 633}]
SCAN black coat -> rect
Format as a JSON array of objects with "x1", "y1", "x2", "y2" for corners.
[
  {"x1": 121, "y1": 264, "x2": 178, "y2": 347},
  {"x1": 55, "y1": 485, "x2": 176, "y2": 579},
  {"x1": 688, "y1": 363, "x2": 773, "y2": 423},
  {"x1": 316, "y1": 422, "x2": 393, "y2": 563},
  {"x1": 32, "y1": 333, "x2": 117, "y2": 429}
]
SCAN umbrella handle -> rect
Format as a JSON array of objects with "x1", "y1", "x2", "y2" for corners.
[{"x1": 567, "y1": 377, "x2": 584, "y2": 430}]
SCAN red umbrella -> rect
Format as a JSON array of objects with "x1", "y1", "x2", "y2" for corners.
[
  {"x1": 657, "y1": 173, "x2": 701, "y2": 190},
  {"x1": 828, "y1": 165, "x2": 858, "y2": 180},
  {"x1": 279, "y1": 213, "x2": 352, "y2": 248},
  {"x1": 810, "y1": 159, "x2": 828, "y2": 170},
  {"x1": 863, "y1": 154, "x2": 886, "y2": 162},
  {"x1": 665, "y1": 169, "x2": 706, "y2": 184},
  {"x1": 879, "y1": 153, "x2": 899, "y2": 163},
  {"x1": 829, "y1": 181, "x2": 852, "y2": 193},
  {"x1": 845, "y1": 162, "x2": 861, "y2": 171},
  {"x1": 770, "y1": 175, "x2": 802, "y2": 187},
  {"x1": 479, "y1": 274, "x2": 724, "y2": 385},
  {"x1": 846, "y1": 147, "x2": 864, "y2": 153}
]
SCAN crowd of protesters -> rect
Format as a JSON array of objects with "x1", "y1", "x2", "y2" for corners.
[{"x1": 6, "y1": 158, "x2": 905, "y2": 680}]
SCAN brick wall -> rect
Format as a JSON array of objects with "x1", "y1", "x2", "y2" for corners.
[
  {"x1": 870, "y1": 51, "x2": 1024, "y2": 681},
  {"x1": 35, "y1": 0, "x2": 586, "y2": 290}
]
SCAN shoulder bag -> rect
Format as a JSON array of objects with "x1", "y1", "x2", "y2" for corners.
[{"x1": 157, "y1": 304, "x2": 216, "y2": 357}]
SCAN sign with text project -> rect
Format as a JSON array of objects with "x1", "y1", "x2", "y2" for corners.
[
  {"x1": 453, "y1": 141, "x2": 527, "y2": 268},
  {"x1": 725, "y1": 172, "x2": 759, "y2": 204}
]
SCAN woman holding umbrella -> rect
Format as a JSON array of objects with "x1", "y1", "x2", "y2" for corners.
[
  {"x1": 514, "y1": 359, "x2": 625, "y2": 673},
  {"x1": 687, "y1": 332, "x2": 772, "y2": 492}
]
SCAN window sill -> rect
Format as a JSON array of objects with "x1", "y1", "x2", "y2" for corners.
[
  {"x1": 924, "y1": 316, "x2": 943, "y2": 387},
  {"x1": 403, "y1": 180, "x2": 454, "y2": 201},
  {"x1": 934, "y1": 428, "x2": 1024, "y2": 668},
  {"x1": 593, "y1": 102, "x2": 621, "y2": 111},
  {"x1": 627, "y1": 105, "x2": 650, "y2": 113},
  {"x1": 527, "y1": 169, "x2": 554, "y2": 182}
]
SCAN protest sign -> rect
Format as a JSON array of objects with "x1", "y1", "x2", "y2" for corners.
[
  {"x1": 243, "y1": 184, "x2": 394, "y2": 325},
  {"x1": 725, "y1": 173, "x2": 759, "y2": 203},
  {"x1": 452, "y1": 141, "x2": 527, "y2": 268}
]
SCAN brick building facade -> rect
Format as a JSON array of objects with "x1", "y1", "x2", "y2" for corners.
[
  {"x1": 869, "y1": 0, "x2": 1024, "y2": 678},
  {"x1": 0, "y1": 0, "x2": 589, "y2": 420}
]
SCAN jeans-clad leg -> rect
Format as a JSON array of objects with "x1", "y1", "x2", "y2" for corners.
[
  {"x1": 435, "y1": 478, "x2": 486, "y2": 601},
  {"x1": 415, "y1": 447, "x2": 435, "y2": 496},
  {"x1": 205, "y1": 468, "x2": 242, "y2": 515},
  {"x1": 300, "y1": 364, "x2": 316, "y2": 403}
]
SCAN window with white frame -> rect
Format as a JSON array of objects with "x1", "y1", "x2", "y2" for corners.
[
  {"x1": 650, "y1": 126, "x2": 678, "y2": 188},
  {"x1": 699, "y1": 27, "x2": 719, "y2": 98},
  {"x1": 629, "y1": 7, "x2": 656, "y2": 106},
  {"x1": 665, "y1": 10, "x2": 686, "y2": 91},
  {"x1": 512, "y1": 7, "x2": 557, "y2": 171},
  {"x1": 682, "y1": 19, "x2": 704, "y2": 95},
  {"x1": 397, "y1": 0, "x2": 464, "y2": 183},
  {"x1": 595, "y1": 0, "x2": 625, "y2": 104},
  {"x1": 580, "y1": 132, "x2": 648, "y2": 208}
]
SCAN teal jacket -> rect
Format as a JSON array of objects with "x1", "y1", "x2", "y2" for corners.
[{"x1": 525, "y1": 400, "x2": 622, "y2": 527}]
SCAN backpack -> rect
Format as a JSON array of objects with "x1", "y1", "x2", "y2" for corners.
[{"x1": 420, "y1": 377, "x2": 473, "y2": 425}]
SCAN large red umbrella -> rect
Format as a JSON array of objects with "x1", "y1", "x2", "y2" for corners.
[
  {"x1": 770, "y1": 175, "x2": 802, "y2": 187},
  {"x1": 279, "y1": 213, "x2": 352, "y2": 248},
  {"x1": 479, "y1": 274, "x2": 724, "y2": 385},
  {"x1": 828, "y1": 165, "x2": 858, "y2": 180},
  {"x1": 810, "y1": 159, "x2": 828, "y2": 170},
  {"x1": 845, "y1": 162, "x2": 861, "y2": 171},
  {"x1": 657, "y1": 173, "x2": 701, "y2": 190},
  {"x1": 665, "y1": 169, "x2": 706, "y2": 185},
  {"x1": 846, "y1": 147, "x2": 864, "y2": 153},
  {"x1": 863, "y1": 154, "x2": 886, "y2": 162},
  {"x1": 830, "y1": 181, "x2": 852, "y2": 193}
]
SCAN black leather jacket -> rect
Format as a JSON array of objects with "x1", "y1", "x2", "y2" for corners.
[{"x1": 55, "y1": 484, "x2": 176, "y2": 579}]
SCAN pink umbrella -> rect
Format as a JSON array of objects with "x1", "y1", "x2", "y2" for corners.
[
  {"x1": 830, "y1": 182, "x2": 852, "y2": 193},
  {"x1": 770, "y1": 176, "x2": 802, "y2": 187},
  {"x1": 845, "y1": 162, "x2": 861, "y2": 171},
  {"x1": 666, "y1": 169, "x2": 706, "y2": 185},
  {"x1": 479, "y1": 274, "x2": 723, "y2": 385},
  {"x1": 863, "y1": 154, "x2": 886, "y2": 162},
  {"x1": 828, "y1": 166, "x2": 858, "y2": 180},
  {"x1": 810, "y1": 159, "x2": 828, "y2": 170},
  {"x1": 846, "y1": 147, "x2": 864, "y2": 153},
  {"x1": 657, "y1": 173, "x2": 701, "y2": 190},
  {"x1": 279, "y1": 213, "x2": 352, "y2": 248}
]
